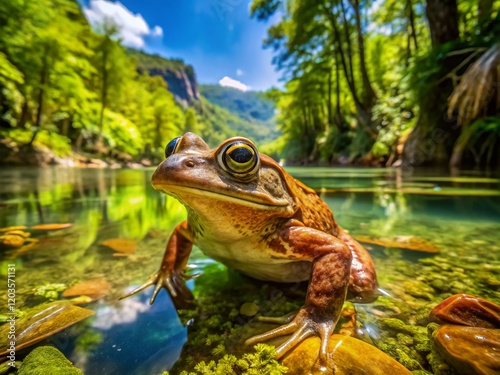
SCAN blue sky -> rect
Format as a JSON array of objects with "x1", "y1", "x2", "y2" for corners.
[{"x1": 81, "y1": 0, "x2": 281, "y2": 91}]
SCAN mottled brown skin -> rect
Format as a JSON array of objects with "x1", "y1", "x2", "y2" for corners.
[{"x1": 121, "y1": 133, "x2": 378, "y2": 368}]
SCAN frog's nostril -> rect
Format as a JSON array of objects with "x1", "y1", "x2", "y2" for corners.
[{"x1": 185, "y1": 160, "x2": 195, "y2": 168}]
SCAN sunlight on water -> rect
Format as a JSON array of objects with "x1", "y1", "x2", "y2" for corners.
[{"x1": 0, "y1": 167, "x2": 498, "y2": 374}]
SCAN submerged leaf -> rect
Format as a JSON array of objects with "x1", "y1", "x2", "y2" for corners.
[
  {"x1": 355, "y1": 235, "x2": 439, "y2": 253},
  {"x1": 62, "y1": 278, "x2": 111, "y2": 301},
  {"x1": 0, "y1": 226, "x2": 28, "y2": 232},
  {"x1": 100, "y1": 238, "x2": 137, "y2": 254},
  {"x1": 31, "y1": 223, "x2": 73, "y2": 231},
  {"x1": 0, "y1": 302, "x2": 95, "y2": 357}
]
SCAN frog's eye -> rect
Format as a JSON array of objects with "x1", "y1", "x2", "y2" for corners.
[
  {"x1": 218, "y1": 141, "x2": 259, "y2": 176},
  {"x1": 165, "y1": 136, "x2": 181, "y2": 158}
]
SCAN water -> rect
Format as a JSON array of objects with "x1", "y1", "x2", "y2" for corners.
[{"x1": 0, "y1": 167, "x2": 499, "y2": 374}]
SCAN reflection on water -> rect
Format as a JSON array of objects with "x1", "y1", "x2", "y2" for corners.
[{"x1": 0, "y1": 167, "x2": 499, "y2": 374}]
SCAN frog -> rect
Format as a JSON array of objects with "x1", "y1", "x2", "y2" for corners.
[{"x1": 121, "y1": 132, "x2": 378, "y2": 369}]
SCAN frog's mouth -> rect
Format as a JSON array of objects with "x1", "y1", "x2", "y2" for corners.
[{"x1": 156, "y1": 184, "x2": 290, "y2": 209}]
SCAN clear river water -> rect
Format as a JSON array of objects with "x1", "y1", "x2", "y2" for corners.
[{"x1": 0, "y1": 166, "x2": 498, "y2": 374}]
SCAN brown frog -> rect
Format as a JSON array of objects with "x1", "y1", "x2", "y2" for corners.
[{"x1": 121, "y1": 133, "x2": 378, "y2": 369}]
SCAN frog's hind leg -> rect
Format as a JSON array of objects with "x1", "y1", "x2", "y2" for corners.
[
  {"x1": 339, "y1": 228, "x2": 379, "y2": 303},
  {"x1": 246, "y1": 225, "x2": 352, "y2": 370}
]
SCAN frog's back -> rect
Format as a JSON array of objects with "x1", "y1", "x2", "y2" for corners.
[{"x1": 283, "y1": 172, "x2": 339, "y2": 236}]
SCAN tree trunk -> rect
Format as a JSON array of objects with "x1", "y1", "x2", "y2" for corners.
[
  {"x1": 327, "y1": 68, "x2": 333, "y2": 128},
  {"x1": 478, "y1": 0, "x2": 493, "y2": 27},
  {"x1": 29, "y1": 51, "x2": 49, "y2": 146},
  {"x1": 340, "y1": 0, "x2": 356, "y2": 92},
  {"x1": 407, "y1": 0, "x2": 419, "y2": 52},
  {"x1": 351, "y1": 0, "x2": 377, "y2": 107},
  {"x1": 426, "y1": 0, "x2": 459, "y2": 46},
  {"x1": 403, "y1": 0, "x2": 460, "y2": 169},
  {"x1": 98, "y1": 37, "x2": 111, "y2": 143}
]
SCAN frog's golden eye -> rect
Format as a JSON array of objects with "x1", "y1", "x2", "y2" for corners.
[
  {"x1": 165, "y1": 136, "x2": 181, "y2": 158},
  {"x1": 218, "y1": 141, "x2": 259, "y2": 176}
]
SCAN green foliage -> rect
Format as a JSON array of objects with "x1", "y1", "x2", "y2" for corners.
[
  {"x1": 458, "y1": 117, "x2": 500, "y2": 165},
  {"x1": 0, "y1": 0, "x2": 185, "y2": 162}
]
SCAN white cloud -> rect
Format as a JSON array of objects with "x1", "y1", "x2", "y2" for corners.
[
  {"x1": 236, "y1": 69, "x2": 244, "y2": 76},
  {"x1": 219, "y1": 76, "x2": 249, "y2": 91},
  {"x1": 151, "y1": 25, "x2": 163, "y2": 37},
  {"x1": 83, "y1": 0, "x2": 163, "y2": 48}
]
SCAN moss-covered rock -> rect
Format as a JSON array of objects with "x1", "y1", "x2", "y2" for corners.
[{"x1": 18, "y1": 346, "x2": 83, "y2": 375}]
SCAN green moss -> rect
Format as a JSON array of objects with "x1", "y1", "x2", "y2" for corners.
[
  {"x1": 18, "y1": 346, "x2": 83, "y2": 375},
  {"x1": 32, "y1": 283, "x2": 67, "y2": 301},
  {"x1": 179, "y1": 344, "x2": 287, "y2": 375},
  {"x1": 396, "y1": 349, "x2": 423, "y2": 371}
]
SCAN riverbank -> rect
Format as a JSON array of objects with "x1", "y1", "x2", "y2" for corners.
[{"x1": 0, "y1": 138, "x2": 152, "y2": 169}]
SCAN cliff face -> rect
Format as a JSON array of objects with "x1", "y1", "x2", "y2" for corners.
[
  {"x1": 128, "y1": 49, "x2": 199, "y2": 106},
  {"x1": 148, "y1": 66, "x2": 199, "y2": 106}
]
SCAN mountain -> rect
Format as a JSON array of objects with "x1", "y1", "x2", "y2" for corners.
[
  {"x1": 130, "y1": 50, "x2": 279, "y2": 145},
  {"x1": 199, "y1": 84, "x2": 275, "y2": 124}
]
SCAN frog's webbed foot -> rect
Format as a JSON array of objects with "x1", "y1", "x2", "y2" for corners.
[
  {"x1": 119, "y1": 268, "x2": 195, "y2": 309},
  {"x1": 246, "y1": 308, "x2": 334, "y2": 371}
]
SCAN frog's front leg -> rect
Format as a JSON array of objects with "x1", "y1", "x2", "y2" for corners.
[
  {"x1": 120, "y1": 220, "x2": 195, "y2": 309},
  {"x1": 246, "y1": 225, "x2": 352, "y2": 369}
]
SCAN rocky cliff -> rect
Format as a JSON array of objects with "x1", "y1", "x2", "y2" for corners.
[{"x1": 128, "y1": 49, "x2": 199, "y2": 106}]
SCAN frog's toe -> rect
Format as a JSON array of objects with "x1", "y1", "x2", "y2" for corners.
[
  {"x1": 274, "y1": 325, "x2": 315, "y2": 358},
  {"x1": 246, "y1": 308, "x2": 336, "y2": 369},
  {"x1": 245, "y1": 320, "x2": 299, "y2": 347},
  {"x1": 119, "y1": 269, "x2": 195, "y2": 309},
  {"x1": 256, "y1": 311, "x2": 297, "y2": 324},
  {"x1": 119, "y1": 270, "x2": 160, "y2": 301}
]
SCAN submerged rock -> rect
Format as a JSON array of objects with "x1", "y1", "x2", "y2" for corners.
[
  {"x1": 0, "y1": 302, "x2": 94, "y2": 356},
  {"x1": 430, "y1": 294, "x2": 500, "y2": 328},
  {"x1": 434, "y1": 325, "x2": 500, "y2": 375},
  {"x1": 18, "y1": 346, "x2": 83, "y2": 375},
  {"x1": 282, "y1": 335, "x2": 412, "y2": 375}
]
